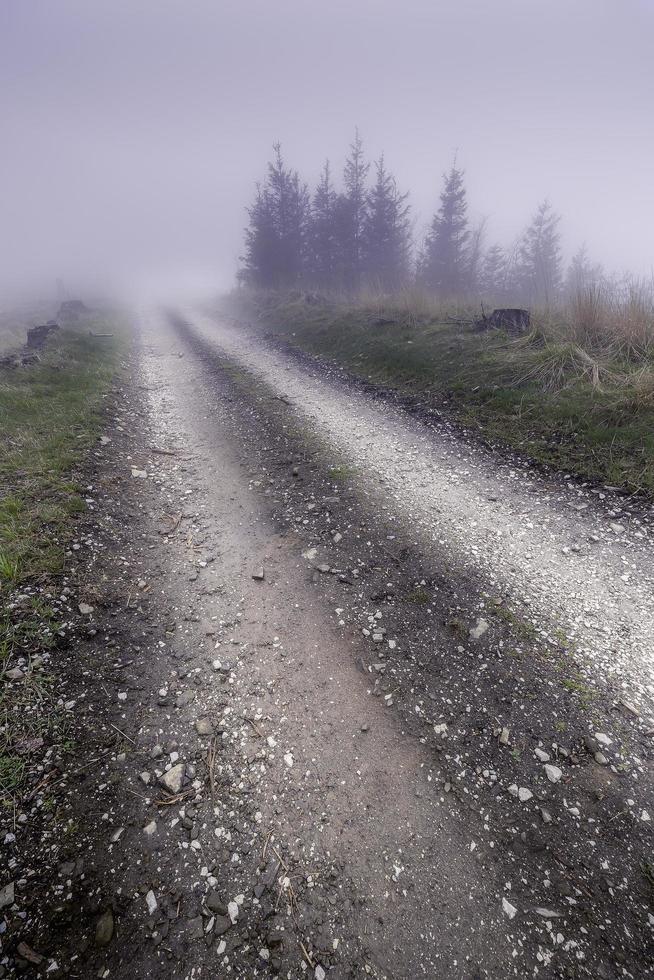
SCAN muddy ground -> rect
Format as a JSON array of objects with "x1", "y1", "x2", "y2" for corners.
[{"x1": 1, "y1": 308, "x2": 652, "y2": 979}]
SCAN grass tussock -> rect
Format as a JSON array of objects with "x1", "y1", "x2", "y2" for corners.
[{"x1": 232, "y1": 285, "x2": 654, "y2": 494}]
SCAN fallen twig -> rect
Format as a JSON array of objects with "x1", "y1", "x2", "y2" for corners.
[
  {"x1": 262, "y1": 829, "x2": 273, "y2": 861},
  {"x1": 207, "y1": 737, "x2": 217, "y2": 805},
  {"x1": 299, "y1": 940, "x2": 315, "y2": 968},
  {"x1": 111, "y1": 723, "x2": 135, "y2": 744},
  {"x1": 245, "y1": 717, "x2": 265, "y2": 738},
  {"x1": 155, "y1": 788, "x2": 194, "y2": 806}
]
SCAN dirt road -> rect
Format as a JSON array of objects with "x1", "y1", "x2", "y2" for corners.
[{"x1": 5, "y1": 307, "x2": 653, "y2": 978}]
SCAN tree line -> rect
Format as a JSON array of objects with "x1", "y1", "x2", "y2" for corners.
[{"x1": 240, "y1": 131, "x2": 605, "y2": 306}]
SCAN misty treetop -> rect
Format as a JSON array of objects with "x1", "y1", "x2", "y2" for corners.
[{"x1": 240, "y1": 133, "x2": 592, "y2": 305}]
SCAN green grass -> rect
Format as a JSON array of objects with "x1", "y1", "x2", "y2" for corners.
[
  {"x1": 0, "y1": 325, "x2": 123, "y2": 587},
  {"x1": 235, "y1": 291, "x2": 654, "y2": 495},
  {"x1": 327, "y1": 463, "x2": 358, "y2": 482},
  {"x1": 0, "y1": 316, "x2": 126, "y2": 801},
  {"x1": 404, "y1": 587, "x2": 431, "y2": 604}
]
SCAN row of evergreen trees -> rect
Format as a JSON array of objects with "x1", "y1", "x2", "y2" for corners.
[{"x1": 240, "y1": 132, "x2": 602, "y2": 305}]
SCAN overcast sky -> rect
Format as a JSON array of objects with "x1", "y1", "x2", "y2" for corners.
[{"x1": 1, "y1": 0, "x2": 652, "y2": 298}]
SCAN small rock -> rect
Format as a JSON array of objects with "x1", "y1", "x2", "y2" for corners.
[
  {"x1": 78, "y1": 603, "x2": 94, "y2": 615},
  {"x1": 0, "y1": 882, "x2": 14, "y2": 909},
  {"x1": 4, "y1": 667, "x2": 24, "y2": 681},
  {"x1": 502, "y1": 897, "x2": 517, "y2": 919},
  {"x1": 159, "y1": 764, "x2": 184, "y2": 795},
  {"x1": 206, "y1": 892, "x2": 227, "y2": 914},
  {"x1": 470, "y1": 618, "x2": 488, "y2": 640},
  {"x1": 214, "y1": 915, "x2": 231, "y2": 936},
  {"x1": 146, "y1": 890, "x2": 157, "y2": 915},
  {"x1": 16, "y1": 942, "x2": 44, "y2": 966},
  {"x1": 534, "y1": 748, "x2": 550, "y2": 762},
  {"x1": 187, "y1": 915, "x2": 204, "y2": 940},
  {"x1": 544, "y1": 764, "x2": 563, "y2": 783},
  {"x1": 95, "y1": 909, "x2": 114, "y2": 947},
  {"x1": 499, "y1": 727, "x2": 510, "y2": 746},
  {"x1": 252, "y1": 568, "x2": 265, "y2": 581},
  {"x1": 195, "y1": 717, "x2": 213, "y2": 736},
  {"x1": 143, "y1": 821, "x2": 157, "y2": 836}
]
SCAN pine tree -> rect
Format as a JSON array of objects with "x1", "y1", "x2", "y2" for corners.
[
  {"x1": 479, "y1": 244, "x2": 508, "y2": 298},
  {"x1": 336, "y1": 128, "x2": 370, "y2": 293},
  {"x1": 241, "y1": 144, "x2": 309, "y2": 288},
  {"x1": 515, "y1": 200, "x2": 562, "y2": 305},
  {"x1": 467, "y1": 218, "x2": 487, "y2": 296},
  {"x1": 421, "y1": 163, "x2": 470, "y2": 296},
  {"x1": 307, "y1": 160, "x2": 338, "y2": 289},
  {"x1": 362, "y1": 155, "x2": 411, "y2": 291},
  {"x1": 564, "y1": 244, "x2": 603, "y2": 297},
  {"x1": 241, "y1": 183, "x2": 277, "y2": 289}
]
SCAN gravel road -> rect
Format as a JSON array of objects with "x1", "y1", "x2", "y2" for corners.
[
  {"x1": 5, "y1": 307, "x2": 651, "y2": 980},
  {"x1": 190, "y1": 309, "x2": 654, "y2": 713}
]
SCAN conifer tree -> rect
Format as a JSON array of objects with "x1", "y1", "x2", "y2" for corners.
[
  {"x1": 362, "y1": 155, "x2": 411, "y2": 291},
  {"x1": 241, "y1": 144, "x2": 309, "y2": 288},
  {"x1": 515, "y1": 200, "x2": 562, "y2": 305},
  {"x1": 564, "y1": 244, "x2": 603, "y2": 297},
  {"x1": 336, "y1": 128, "x2": 370, "y2": 292},
  {"x1": 421, "y1": 163, "x2": 470, "y2": 296},
  {"x1": 307, "y1": 160, "x2": 338, "y2": 289},
  {"x1": 479, "y1": 244, "x2": 508, "y2": 298}
]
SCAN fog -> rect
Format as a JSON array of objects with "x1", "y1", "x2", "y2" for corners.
[{"x1": 1, "y1": 0, "x2": 652, "y2": 301}]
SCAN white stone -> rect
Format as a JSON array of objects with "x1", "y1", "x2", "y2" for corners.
[
  {"x1": 502, "y1": 896, "x2": 517, "y2": 919},
  {"x1": 160, "y1": 763, "x2": 184, "y2": 794},
  {"x1": 544, "y1": 764, "x2": 563, "y2": 783}
]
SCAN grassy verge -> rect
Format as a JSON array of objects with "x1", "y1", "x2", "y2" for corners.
[
  {"x1": 0, "y1": 315, "x2": 126, "y2": 801},
  {"x1": 234, "y1": 291, "x2": 654, "y2": 495}
]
